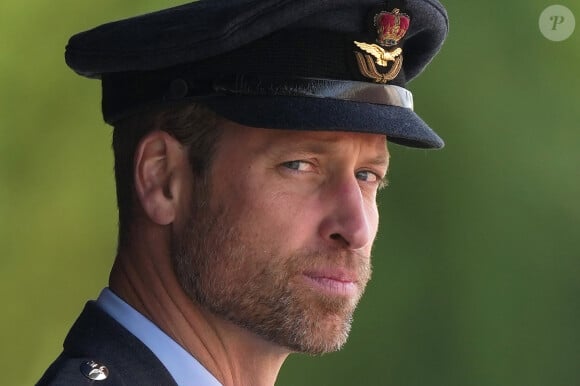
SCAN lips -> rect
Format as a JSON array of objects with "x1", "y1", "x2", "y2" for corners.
[{"x1": 302, "y1": 269, "x2": 359, "y2": 297}]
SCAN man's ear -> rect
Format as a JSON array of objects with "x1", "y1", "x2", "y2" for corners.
[{"x1": 134, "y1": 130, "x2": 189, "y2": 225}]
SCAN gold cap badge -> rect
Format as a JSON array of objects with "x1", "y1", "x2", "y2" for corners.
[{"x1": 354, "y1": 8, "x2": 410, "y2": 83}]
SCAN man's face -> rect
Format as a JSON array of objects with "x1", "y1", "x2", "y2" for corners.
[{"x1": 172, "y1": 122, "x2": 389, "y2": 354}]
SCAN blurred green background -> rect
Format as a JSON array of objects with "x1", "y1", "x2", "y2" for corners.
[{"x1": 1, "y1": 1, "x2": 578, "y2": 385}]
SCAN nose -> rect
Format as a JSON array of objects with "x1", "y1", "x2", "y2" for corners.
[{"x1": 318, "y1": 178, "x2": 376, "y2": 250}]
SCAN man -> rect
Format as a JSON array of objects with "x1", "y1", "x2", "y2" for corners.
[{"x1": 38, "y1": 0, "x2": 448, "y2": 384}]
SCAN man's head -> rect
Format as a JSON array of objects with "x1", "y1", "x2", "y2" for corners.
[
  {"x1": 112, "y1": 103, "x2": 387, "y2": 354},
  {"x1": 67, "y1": 0, "x2": 448, "y2": 356}
]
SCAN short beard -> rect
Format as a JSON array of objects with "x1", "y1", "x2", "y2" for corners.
[{"x1": 171, "y1": 178, "x2": 371, "y2": 354}]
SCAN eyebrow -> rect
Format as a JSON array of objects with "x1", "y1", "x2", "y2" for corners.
[
  {"x1": 365, "y1": 154, "x2": 390, "y2": 168},
  {"x1": 262, "y1": 133, "x2": 390, "y2": 168},
  {"x1": 282, "y1": 136, "x2": 345, "y2": 154}
]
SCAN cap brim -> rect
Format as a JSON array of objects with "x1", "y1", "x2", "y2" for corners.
[{"x1": 199, "y1": 95, "x2": 444, "y2": 149}]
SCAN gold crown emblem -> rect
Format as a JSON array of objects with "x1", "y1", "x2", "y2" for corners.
[{"x1": 374, "y1": 8, "x2": 410, "y2": 47}]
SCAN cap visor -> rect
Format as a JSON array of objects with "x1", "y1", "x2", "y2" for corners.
[{"x1": 199, "y1": 95, "x2": 444, "y2": 149}]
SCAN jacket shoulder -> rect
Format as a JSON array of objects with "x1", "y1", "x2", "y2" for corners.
[{"x1": 36, "y1": 301, "x2": 176, "y2": 386}]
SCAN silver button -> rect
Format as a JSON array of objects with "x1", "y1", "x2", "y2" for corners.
[{"x1": 80, "y1": 360, "x2": 109, "y2": 381}]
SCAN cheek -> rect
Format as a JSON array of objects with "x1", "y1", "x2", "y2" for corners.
[{"x1": 231, "y1": 179, "x2": 323, "y2": 247}]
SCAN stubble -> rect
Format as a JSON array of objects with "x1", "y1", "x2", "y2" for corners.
[{"x1": 171, "y1": 180, "x2": 371, "y2": 354}]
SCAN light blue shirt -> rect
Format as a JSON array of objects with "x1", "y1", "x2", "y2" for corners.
[{"x1": 96, "y1": 288, "x2": 222, "y2": 386}]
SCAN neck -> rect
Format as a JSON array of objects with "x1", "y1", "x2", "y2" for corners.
[{"x1": 109, "y1": 223, "x2": 290, "y2": 386}]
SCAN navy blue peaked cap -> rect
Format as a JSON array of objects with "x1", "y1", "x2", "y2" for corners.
[{"x1": 66, "y1": 0, "x2": 449, "y2": 148}]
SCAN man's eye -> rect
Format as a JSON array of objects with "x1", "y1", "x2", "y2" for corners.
[
  {"x1": 282, "y1": 160, "x2": 312, "y2": 172},
  {"x1": 355, "y1": 170, "x2": 379, "y2": 182}
]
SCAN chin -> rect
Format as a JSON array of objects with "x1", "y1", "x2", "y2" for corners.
[{"x1": 283, "y1": 311, "x2": 355, "y2": 355}]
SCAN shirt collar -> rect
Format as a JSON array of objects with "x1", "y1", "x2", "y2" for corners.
[{"x1": 96, "y1": 288, "x2": 222, "y2": 386}]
